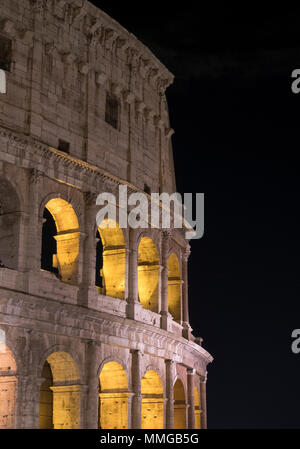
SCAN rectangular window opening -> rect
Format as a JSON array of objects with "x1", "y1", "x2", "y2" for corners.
[
  {"x1": 105, "y1": 94, "x2": 119, "y2": 129},
  {"x1": 58, "y1": 139, "x2": 70, "y2": 154},
  {"x1": 0, "y1": 36, "x2": 12, "y2": 72}
]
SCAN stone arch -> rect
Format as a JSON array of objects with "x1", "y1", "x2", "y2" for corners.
[
  {"x1": 141, "y1": 364, "x2": 165, "y2": 395},
  {"x1": 173, "y1": 377, "x2": 187, "y2": 429},
  {"x1": 168, "y1": 253, "x2": 181, "y2": 322},
  {"x1": 39, "y1": 192, "x2": 84, "y2": 229},
  {"x1": 0, "y1": 335, "x2": 17, "y2": 429},
  {"x1": 97, "y1": 356, "x2": 129, "y2": 380},
  {"x1": 96, "y1": 219, "x2": 126, "y2": 299},
  {"x1": 99, "y1": 361, "x2": 129, "y2": 429},
  {"x1": 137, "y1": 236, "x2": 160, "y2": 313},
  {"x1": 194, "y1": 385, "x2": 200, "y2": 429},
  {"x1": 37, "y1": 344, "x2": 84, "y2": 383},
  {"x1": 141, "y1": 369, "x2": 164, "y2": 429},
  {"x1": 40, "y1": 196, "x2": 80, "y2": 284},
  {"x1": 39, "y1": 351, "x2": 81, "y2": 429},
  {"x1": 136, "y1": 229, "x2": 161, "y2": 260},
  {"x1": 0, "y1": 176, "x2": 22, "y2": 270}
]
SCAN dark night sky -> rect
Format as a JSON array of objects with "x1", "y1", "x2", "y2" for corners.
[{"x1": 91, "y1": 2, "x2": 300, "y2": 429}]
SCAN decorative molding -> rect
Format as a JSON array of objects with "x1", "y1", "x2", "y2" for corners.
[
  {"x1": 165, "y1": 128, "x2": 175, "y2": 139},
  {"x1": 19, "y1": 30, "x2": 34, "y2": 46},
  {"x1": 29, "y1": 168, "x2": 43, "y2": 184},
  {"x1": 123, "y1": 90, "x2": 135, "y2": 104},
  {"x1": 135, "y1": 100, "x2": 146, "y2": 114},
  {"x1": 154, "y1": 115, "x2": 164, "y2": 129},
  {"x1": 183, "y1": 244, "x2": 191, "y2": 262},
  {"x1": 0, "y1": 19, "x2": 16, "y2": 37},
  {"x1": 111, "y1": 82, "x2": 122, "y2": 96},
  {"x1": 78, "y1": 62, "x2": 89, "y2": 75},
  {"x1": 95, "y1": 71, "x2": 107, "y2": 86},
  {"x1": 83, "y1": 191, "x2": 98, "y2": 207},
  {"x1": 144, "y1": 107, "x2": 155, "y2": 123}
]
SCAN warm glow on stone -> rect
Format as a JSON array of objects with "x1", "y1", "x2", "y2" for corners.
[
  {"x1": 45, "y1": 198, "x2": 80, "y2": 284},
  {"x1": 98, "y1": 220, "x2": 126, "y2": 299},
  {"x1": 168, "y1": 253, "x2": 181, "y2": 322},
  {"x1": 99, "y1": 362, "x2": 129, "y2": 429},
  {"x1": 141, "y1": 370, "x2": 164, "y2": 429},
  {"x1": 174, "y1": 378, "x2": 186, "y2": 429},
  {"x1": 194, "y1": 386, "x2": 201, "y2": 429},
  {"x1": 138, "y1": 237, "x2": 159, "y2": 312},
  {"x1": 0, "y1": 343, "x2": 17, "y2": 429},
  {"x1": 39, "y1": 352, "x2": 81, "y2": 429}
]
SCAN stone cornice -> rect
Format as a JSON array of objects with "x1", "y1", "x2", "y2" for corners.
[
  {"x1": 0, "y1": 125, "x2": 193, "y2": 236},
  {"x1": 0, "y1": 291, "x2": 213, "y2": 373}
]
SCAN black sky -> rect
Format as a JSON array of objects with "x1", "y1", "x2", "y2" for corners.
[{"x1": 91, "y1": 2, "x2": 300, "y2": 429}]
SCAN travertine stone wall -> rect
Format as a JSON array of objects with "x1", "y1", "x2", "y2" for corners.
[
  {"x1": 0, "y1": 0, "x2": 213, "y2": 430},
  {"x1": 0, "y1": 0, "x2": 176, "y2": 194}
]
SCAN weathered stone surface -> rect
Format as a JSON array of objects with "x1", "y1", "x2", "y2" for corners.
[{"x1": 0, "y1": 0, "x2": 212, "y2": 430}]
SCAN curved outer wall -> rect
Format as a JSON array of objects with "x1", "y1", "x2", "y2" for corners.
[{"x1": 0, "y1": 0, "x2": 213, "y2": 429}]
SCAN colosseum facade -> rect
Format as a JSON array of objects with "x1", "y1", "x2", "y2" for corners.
[{"x1": 0, "y1": 0, "x2": 213, "y2": 429}]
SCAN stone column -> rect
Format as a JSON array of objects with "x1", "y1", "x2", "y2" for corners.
[
  {"x1": 126, "y1": 228, "x2": 140, "y2": 320},
  {"x1": 165, "y1": 360, "x2": 175, "y2": 429},
  {"x1": 17, "y1": 211, "x2": 30, "y2": 273},
  {"x1": 187, "y1": 369, "x2": 195, "y2": 429},
  {"x1": 130, "y1": 349, "x2": 142, "y2": 429},
  {"x1": 77, "y1": 231, "x2": 87, "y2": 285},
  {"x1": 182, "y1": 245, "x2": 192, "y2": 339},
  {"x1": 78, "y1": 193, "x2": 98, "y2": 307},
  {"x1": 161, "y1": 231, "x2": 171, "y2": 331},
  {"x1": 200, "y1": 375, "x2": 207, "y2": 429},
  {"x1": 25, "y1": 169, "x2": 44, "y2": 273},
  {"x1": 16, "y1": 374, "x2": 43, "y2": 429},
  {"x1": 84, "y1": 340, "x2": 99, "y2": 429}
]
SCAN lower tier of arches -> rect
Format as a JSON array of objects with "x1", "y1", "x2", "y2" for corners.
[{"x1": 0, "y1": 327, "x2": 208, "y2": 430}]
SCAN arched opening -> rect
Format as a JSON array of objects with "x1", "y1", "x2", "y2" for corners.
[
  {"x1": 41, "y1": 198, "x2": 79, "y2": 284},
  {"x1": 138, "y1": 237, "x2": 159, "y2": 312},
  {"x1": 96, "y1": 220, "x2": 126, "y2": 299},
  {"x1": 141, "y1": 370, "x2": 164, "y2": 429},
  {"x1": 168, "y1": 253, "x2": 181, "y2": 322},
  {"x1": 95, "y1": 230, "x2": 104, "y2": 289},
  {"x1": 39, "y1": 351, "x2": 81, "y2": 429},
  {"x1": 0, "y1": 336, "x2": 17, "y2": 429},
  {"x1": 99, "y1": 361, "x2": 129, "y2": 429},
  {"x1": 194, "y1": 386, "x2": 200, "y2": 429},
  {"x1": 173, "y1": 378, "x2": 186, "y2": 429},
  {"x1": 0, "y1": 178, "x2": 21, "y2": 270}
]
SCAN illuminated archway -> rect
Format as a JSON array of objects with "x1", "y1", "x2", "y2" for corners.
[
  {"x1": 97, "y1": 220, "x2": 126, "y2": 299},
  {"x1": 194, "y1": 386, "x2": 200, "y2": 429},
  {"x1": 39, "y1": 351, "x2": 81, "y2": 429},
  {"x1": 141, "y1": 370, "x2": 164, "y2": 429},
  {"x1": 138, "y1": 237, "x2": 159, "y2": 312},
  {"x1": 41, "y1": 198, "x2": 79, "y2": 284},
  {"x1": 99, "y1": 361, "x2": 129, "y2": 429},
  {"x1": 0, "y1": 338, "x2": 17, "y2": 429},
  {"x1": 174, "y1": 378, "x2": 186, "y2": 429},
  {"x1": 0, "y1": 178, "x2": 21, "y2": 270},
  {"x1": 168, "y1": 253, "x2": 181, "y2": 322}
]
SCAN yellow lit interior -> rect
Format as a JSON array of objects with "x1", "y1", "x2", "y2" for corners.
[
  {"x1": 98, "y1": 219, "x2": 126, "y2": 299},
  {"x1": 168, "y1": 253, "x2": 181, "y2": 322},
  {"x1": 99, "y1": 362, "x2": 129, "y2": 429},
  {"x1": 141, "y1": 370, "x2": 164, "y2": 429},
  {"x1": 0, "y1": 343, "x2": 17, "y2": 429},
  {"x1": 138, "y1": 237, "x2": 159, "y2": 312},
  {"x1": 174, "y1": 378, "x2": 186, "y2": 429},
  {"x1": 45, "y1": 198, "x2": 79, "y2": 284},
  {"x1": 39, "y1": 351, "x2": 81, "y2": 429},
  {"x1": 194, "y1": 386, "x2": 201, "y2": 429}
]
